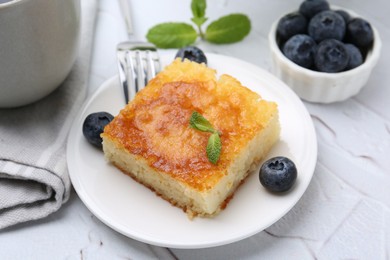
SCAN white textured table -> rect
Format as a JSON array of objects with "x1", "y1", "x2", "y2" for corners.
[{"x1": 2, "y1": 0, "x2": 389, "y2": 259}]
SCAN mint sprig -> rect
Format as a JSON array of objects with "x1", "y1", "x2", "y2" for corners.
[
  {"x1": 189, "y1": 111, "x2": 221, "y2": 164},
  {"x1": 146, "y1": 0, "x2": 251, "y2": 49}
]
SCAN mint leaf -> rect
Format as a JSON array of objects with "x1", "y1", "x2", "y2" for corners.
[
  {"x1": 146, "y1": 22, "x2": 197, "y2": 49},
  {"x1": 207, "y1": 132, "x2": 222, "y2": 164},
  {"x1": 191, "y1": 17, "x2": 208, "y2": 27},
  {"x1": 191, "y1": 0, "x2": 207, "y2": 19},
  {"x1": 189, "y1": 111, "x2": 222, "y2": 164},
  {"x1": 189, "y1": 111, "x2": 215, "y2": 133},
  {"x1": 205, "y1": 14, "x2": 251, "y2": 44}
]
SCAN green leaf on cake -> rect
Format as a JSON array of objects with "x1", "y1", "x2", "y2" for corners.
[
  {"x1": 206, "y1": 132, "x2": 222, "y2": 164},
  {"x1": 189, "y1": 111, "x2": 222, "y2": 164},
  {"x1": 189, "y1": 111, "x2": 215, "y2": 133}
]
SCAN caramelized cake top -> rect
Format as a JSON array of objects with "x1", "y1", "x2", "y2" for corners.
[{"x1": 103, "y1": 59, "x2": 278, "y2": 191}]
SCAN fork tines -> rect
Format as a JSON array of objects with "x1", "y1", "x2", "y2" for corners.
[{"x1": 117, "y1": 42, "x2": 160, "y2": 104}]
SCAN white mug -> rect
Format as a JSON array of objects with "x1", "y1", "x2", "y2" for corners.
[{"x1": 0, "y1": 0, "x2": 81, "y2": 108}]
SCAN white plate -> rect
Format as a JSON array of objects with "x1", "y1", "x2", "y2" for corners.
[{"x1": 67, "y1": 53, "x2": 317, "y2": 249}]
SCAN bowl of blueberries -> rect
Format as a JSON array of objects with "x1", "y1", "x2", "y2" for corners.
[{"x1": 268, "y1": 0, "x2": 381, "y2": 103}]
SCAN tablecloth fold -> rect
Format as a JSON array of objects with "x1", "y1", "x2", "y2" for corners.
[{"x1": 0, "y1": 0, "x2": 97, "y2": 230}]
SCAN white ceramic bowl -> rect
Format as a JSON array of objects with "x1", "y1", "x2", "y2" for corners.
[
  {"x1": 0, "y1": 0, "x2": 80, "y2": 108},
  {"x1": 268, "y1": 7, "x2": 382, "y2": 103}
]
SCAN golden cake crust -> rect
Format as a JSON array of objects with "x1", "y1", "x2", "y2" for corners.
[{"x1": 102, "y1": 59, "x2": 278, "y2": 193}]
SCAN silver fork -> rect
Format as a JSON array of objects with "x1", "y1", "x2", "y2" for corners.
[
  {"x1": 116, "y1": 0, "x2": 160, "y2": 104},
  {"x1": 116, "y1": 42, "x2": 160, "y2": 104}
]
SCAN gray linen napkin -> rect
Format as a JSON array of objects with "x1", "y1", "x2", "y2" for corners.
[{"x1": 0, "y1": 0, "x2": 97, "y2": 229}]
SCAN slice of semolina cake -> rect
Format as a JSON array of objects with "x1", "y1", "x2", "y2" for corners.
[{"x1": 101, "y1": 59, "x2": 280, "y2": 218}]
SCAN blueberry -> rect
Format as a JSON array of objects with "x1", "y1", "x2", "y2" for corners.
[
  {"x1": 308, "y1": 11, "x2": 346, "y2": 42},
  {"x1": 277, "y1": 12, "x2": 308, "y2": 42},
  {"x1": 282, "y1": 34, "x2": 317, "y2": 69},
  {"x1": 315, "y1": 39, "x2": 349, "y2": 72},
  {"x1": 259, "y1": 156, "x2": 297, "y2": 192},
  {"x1": 346, "y1": 18, "x2": 374, "y2": 49},
  {"x1": 299, "y1": 0, "x2": 330, "y2": 19},
  {"x1": 345, "y1": 43, "x2": 363, "y2": 70},
  {"x1": 82, "y1": 112, "x2": 114, "y2": 148},
  {"x1": 175, "y1": 46, "x2": 207, "y2": 65},
  {"x1": 335, "y1": 10, "x2": 351, "y2": 24}
]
